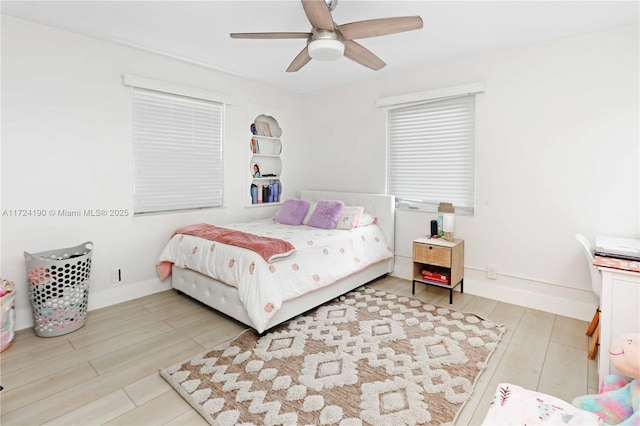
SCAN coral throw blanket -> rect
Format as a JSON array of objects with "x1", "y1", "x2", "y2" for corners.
[{"x1": 157, "y1": 223, "x2": 296, "y2": 280}]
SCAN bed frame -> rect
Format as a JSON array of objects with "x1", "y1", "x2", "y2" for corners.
[{"x1": 171, "y1": 190, "x2": 395, "y2": 333}]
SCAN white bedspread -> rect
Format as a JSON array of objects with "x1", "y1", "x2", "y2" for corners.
[{"x1": 157, "y1": 219, "x2": 393, "y2": 332}]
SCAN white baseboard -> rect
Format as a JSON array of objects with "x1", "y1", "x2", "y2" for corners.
[
  {"x1": 85, "y1": 278, "x2": 172, "y2": 311},
  {"x1": 393, "y1": 257, "x2": 597, "y2": 322},
  {"x1": 14, "y1": 278, "x2": 171, "y2": 331},
  {"x1": 15, "y1": 260, "x2": 597, "y2": 331}
]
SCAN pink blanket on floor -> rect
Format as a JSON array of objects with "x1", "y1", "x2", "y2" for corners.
[{"x1": 157, "y1": 223, "x2": 296, "y2": 280}]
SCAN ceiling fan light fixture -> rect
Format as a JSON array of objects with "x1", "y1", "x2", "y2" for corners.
[{"x1": 308, "y1": 39, "x2": 344, "y2": 61}]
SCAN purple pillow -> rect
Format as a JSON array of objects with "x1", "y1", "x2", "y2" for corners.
[
  {"x1": 274, "y1": 199, "x2": 311, "y2": 226},
  {"x1": 308, "y1": 200, "x2": 345, "y2": 230}
]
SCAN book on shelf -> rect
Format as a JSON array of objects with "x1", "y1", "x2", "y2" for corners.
[
  {"x1": 420, "y1": 277, "x2": 451, "y2": 286},
  {"x1": 250, "y1": 138, "x2": 261, "y2": 154},
  {"x1": 421, "y1": 269, "x2": 449, "y2": 283}
]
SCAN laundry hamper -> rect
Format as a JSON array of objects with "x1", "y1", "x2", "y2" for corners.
[{"x1": 24, "y1": 241, "x2": 93, "y2": 337}]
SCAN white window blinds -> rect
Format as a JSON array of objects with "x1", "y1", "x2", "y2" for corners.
[
  {"x1": 133, "y1": 88, "x2": 223, "y2": 214},
  {"x1": 388, "y1": 95, "x2": 476, "y2": 214}
]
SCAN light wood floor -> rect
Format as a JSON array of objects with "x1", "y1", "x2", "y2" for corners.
[{"x1": 0, "y1": 275, "x2": 598, "y2": 425}]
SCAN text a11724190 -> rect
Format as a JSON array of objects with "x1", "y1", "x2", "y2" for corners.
[{"x1": 1, "y1": 208, "x2": 130, "y2": 217}]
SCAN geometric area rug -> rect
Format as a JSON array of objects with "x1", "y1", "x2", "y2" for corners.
[{"x1": 160, "y1": 286, "x2": 505, "y2": 425}]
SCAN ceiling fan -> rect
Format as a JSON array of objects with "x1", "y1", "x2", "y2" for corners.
[{"x1": 230, "y1": 0, "x2": 423, "y2": 72}]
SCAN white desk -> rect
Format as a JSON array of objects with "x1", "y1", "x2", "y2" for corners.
[{"x1": 598, "y1": 266, "x2": 640, "y2": 387}]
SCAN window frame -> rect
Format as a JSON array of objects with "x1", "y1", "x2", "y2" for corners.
[
  {"x1": 377, "y1": 83, "x2": 484, "y2": 216},
  {"x1": 123, "y1": 75, "x2": 233, "y2": 215}
]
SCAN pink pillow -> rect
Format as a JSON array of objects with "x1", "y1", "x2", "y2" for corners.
[
  {"x1": 274, "y1": 199, "x2": 311, "y2": 226},
  {"x1": 308, "y1": 200, "x2": 345, "y2": 230}
]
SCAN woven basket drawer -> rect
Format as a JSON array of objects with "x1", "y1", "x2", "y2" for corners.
[{"x1": 413, "y1": 243, "x2": 451, "y2": 268}]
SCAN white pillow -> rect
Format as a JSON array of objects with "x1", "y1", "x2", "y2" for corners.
[
  {"x1": 336, "y1": 206, "x2": 364, "y2": 230},
  {"x1": 357, "y1": 211, "x2": 376, "y2": 227}
]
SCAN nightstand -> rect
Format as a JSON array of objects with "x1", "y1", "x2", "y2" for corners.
[{"x1": 412, "y1": 237, "x2": 464, "y2": 304}]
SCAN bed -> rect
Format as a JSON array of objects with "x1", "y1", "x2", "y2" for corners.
[{"x1": 158, "y1": 190, "x2": 395, "y2": 333}]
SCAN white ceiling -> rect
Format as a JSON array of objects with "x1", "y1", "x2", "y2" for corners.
[{"x1": 2, "y1": 1, "x2": 638, "y2": 93}]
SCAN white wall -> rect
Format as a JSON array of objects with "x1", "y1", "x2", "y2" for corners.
[
  {"x1": 299, "y1": 24, "x2": 639, "y2": 320},
  {"x1": 2, "y1": 16, "x2": 638, "y2": 331},
  {"x1": 1, "y1": 16, "x2": 304, "y2": 330}
]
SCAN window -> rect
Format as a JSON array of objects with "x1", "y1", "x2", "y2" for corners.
[
  {"x1": 129, "y1": 81, "x2": 225, "y2": 215},
  {"x1": 380, "y1": 84, "x2": 483, "y2": 215}
]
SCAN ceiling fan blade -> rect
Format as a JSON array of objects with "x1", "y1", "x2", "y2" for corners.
[
  {"x1": 344, "y1": 40, "x2": 386, "y2": 71},
  {"x1": 230, "y1": 32, "x2": 311, "y2": 39},
  {"x1": 338, "y1": 16, "x2": 423, "y2": 40},
  {"x1": 301, "y1": 0, "x2": 334, "y2": 31},
  {"x1": 286, "y1": 47, "x2": 312, "y2": 72}
]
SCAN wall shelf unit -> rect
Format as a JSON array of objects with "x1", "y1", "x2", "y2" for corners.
[{"x1": 248, "y1": 114, "x2": 282, "y2": 205}]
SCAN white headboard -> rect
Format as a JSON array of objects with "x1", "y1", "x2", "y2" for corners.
[{"x1": 300, "y1": 190, "x2": 395, "y2": 253}]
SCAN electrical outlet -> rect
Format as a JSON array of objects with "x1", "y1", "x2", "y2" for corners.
[
  {"x1": 487, "y1": 264, "x2": 497, "y2": 280},
  {"x1": 111, "y1": 269, "x2": 121, "y2": 284}
]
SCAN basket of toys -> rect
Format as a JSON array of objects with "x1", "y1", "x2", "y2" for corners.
[{"x1": 0, "y1": 279, "x2": 16, "y2": 351}]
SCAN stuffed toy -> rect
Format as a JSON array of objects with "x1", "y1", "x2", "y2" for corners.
[{"x1": 572, "y1": 332, "x2": 640, "y2": 425}]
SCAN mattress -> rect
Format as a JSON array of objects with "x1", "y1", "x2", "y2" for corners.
[{"x1": 157, "y1": 219, "x2": 393, "y2": 332}]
